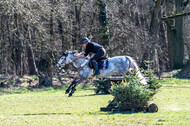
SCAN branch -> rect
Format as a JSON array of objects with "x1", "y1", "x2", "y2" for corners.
[
  {"x1": 184, "y1": 0, "x2": 189, "y2": 8},
  {"x1": 161, "y1": 12, "x2": 190, "y2": 21}
]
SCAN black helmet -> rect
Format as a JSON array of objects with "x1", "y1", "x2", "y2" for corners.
[{"x1": 81, "y1": 37, "x2": 89, "y2": 43}]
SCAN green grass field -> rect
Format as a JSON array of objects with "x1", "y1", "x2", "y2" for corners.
[{"x1": 0, "y1": 78, "x2": 190, "y2": 126}]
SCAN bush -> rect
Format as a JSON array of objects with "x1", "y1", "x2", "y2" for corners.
[
  {"x1": 143, "y1": 61, "x2": 162, "y2": 95},
  {"x1": 109, "y1": 62, "x2": 161, "y2": 111},
  {"x1": 111, "y1": 74, "x2": 152, "y2": 110},
  {"x1": 93, "y1": 78, "x2": 110, "y2": 94}
]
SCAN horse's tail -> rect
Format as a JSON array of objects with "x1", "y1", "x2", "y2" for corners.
[{"x1": 126, "y1": 56, "x2": 147, "y2": 85}]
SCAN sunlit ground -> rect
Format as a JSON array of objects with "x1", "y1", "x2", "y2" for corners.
[{"x1": 0, "y1": 78, "x2": 190, "y2": 126}]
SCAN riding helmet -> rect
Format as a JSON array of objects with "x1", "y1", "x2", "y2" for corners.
[{"x1": 81, "y1": 37, "x2": 89, "y2": 43}]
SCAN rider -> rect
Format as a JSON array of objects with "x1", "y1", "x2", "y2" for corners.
[{"x1": 77, "y1": 37, "x2": 106, "y2": 77}]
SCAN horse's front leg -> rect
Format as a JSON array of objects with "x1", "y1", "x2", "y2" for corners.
[
  {"x1": 69, "y1": 77, "x2": 85, "y2": 97},
  {"x1": 66, "y1": 76, "x2": 84, "y2": 97},
  {"x1": 65, "y1": 79, "x2": 77, "y2": 94}
]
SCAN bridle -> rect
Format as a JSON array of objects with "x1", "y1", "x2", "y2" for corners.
[{"x1": 57, "y1": 52, "x2": 78, "y2": 67}]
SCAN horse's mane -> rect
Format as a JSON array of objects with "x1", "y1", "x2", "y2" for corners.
[
  {"x1": 63, "y1": 50, "x2": 91, "y2": 62},
  {"x1": 65, "y1": 50, "x2": 78, "y2": 54}
]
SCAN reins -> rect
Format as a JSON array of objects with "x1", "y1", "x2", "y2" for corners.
[
  {"x1": 58, "y1": 53, "x2": 87, "y2": 70},
  {"x1": 72, "y1": 57, "x2": 78, "y2": 63},
  {"x1": 72, "y1": 57, "x2": 88, "y2": 69}
]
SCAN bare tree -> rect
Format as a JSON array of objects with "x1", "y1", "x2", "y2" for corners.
[
  {"x1": 0, "y1": 0, "x2": 189, "y2": 79},
  {"x1": 163, "y1": 0, "x2": 189, "y2": 69}
]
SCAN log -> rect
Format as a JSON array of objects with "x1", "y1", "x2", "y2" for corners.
[
  {"x1": 108, "y1": 76, "x2": 124, "y2": 81},
  {"x1": 106, "y1": 76, "x2": 124, "y2": 86},
  {"x1": 147, "y1": 102, "x2": 158, "y2": 112}
]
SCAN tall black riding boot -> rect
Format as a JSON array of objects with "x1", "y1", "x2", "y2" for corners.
[{"x1": 92, "y1": 61, "x2": 100, "y2": 77}]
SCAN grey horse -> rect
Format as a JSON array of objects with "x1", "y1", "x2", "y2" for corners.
[{"x1": 56, "y1": 51, "x2": 147, "y2": 97}]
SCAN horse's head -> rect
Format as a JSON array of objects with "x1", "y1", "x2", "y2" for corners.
[{"x1": 56, "y1": 51, "x2": 77, "y2": 68}]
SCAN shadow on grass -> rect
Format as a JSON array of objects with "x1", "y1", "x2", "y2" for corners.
[
  {"x1": 16, "y1": 111, "x2": 137, "y2": 116},
  {"x1": 73, "y1": 93, "x2": 110, "y2": 97},
  {"x1": 14, "y1": 112, "x2": 72, "y2": 116},
  {"x1": 13, "y1": 109, "x2": 147, "y2": 117},
  {"x1": 85, "y1": 110, "x2": 143, "y2": 115}
]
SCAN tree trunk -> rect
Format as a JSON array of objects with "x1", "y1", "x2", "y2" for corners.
[
  {"x1": 26, "y1": 26, "x2": 38, "y2": 75},
  {"x1": 74, "y1": 2, "x2": 82, "y2": 49},
  {"x1": 38, "y1": 0, "x2": 56, "y2": 87},
  {"x1": 177, "y1": 60, "x2": 190, "y2": 79},
  {"x1": 38, "y1": 53, "x2": 54, "y2": 87},
  {"x1": 14, "y1": 13, "x2": 23, "y2": 75},
  {"x1": 98, "y1": 0, "x2": 109, "y2": 46},
  {"x1": 149, "y1": 0, "x2": 162, "y2": 68},
  {"x1": 166, "y1": 0, "x2": 185, "y2": 69},
  {"x1": 26, "y1": 42, "x2": 38, "y2": 75},
  {"x1": 58, "y1": 20, "x2": 65, "y2": 51},
  {"x1": 39, "y1": 72, "x2": 53, "y2": 87}
]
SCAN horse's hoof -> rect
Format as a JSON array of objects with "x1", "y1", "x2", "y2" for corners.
[
  {"x1": 68, "y1": 93, "x2": 72, "y2": 97},
  {"x1": 65, "y1": 89, "x2": 70, "y2": 94}
]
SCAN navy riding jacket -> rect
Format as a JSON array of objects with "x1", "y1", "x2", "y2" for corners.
[{"x1": 84, "y1": 42, "x2": 103, "y2": 57}]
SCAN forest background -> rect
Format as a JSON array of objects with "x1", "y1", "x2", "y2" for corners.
[{"x1": 0, "y1": 0, "x2": 190, "y2": 86}]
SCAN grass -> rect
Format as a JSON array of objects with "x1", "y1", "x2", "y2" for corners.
[{"x1": 0, "y1": 78, "x2": 190, "y2": 125}]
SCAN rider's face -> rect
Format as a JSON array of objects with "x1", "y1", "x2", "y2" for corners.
[{"x1": 82, "y1": 43, "x2": 86, "y2": 48}]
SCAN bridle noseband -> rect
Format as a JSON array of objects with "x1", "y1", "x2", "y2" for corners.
[{"x1": 59, "y1": 53, "x2": 78, "y2": 66}]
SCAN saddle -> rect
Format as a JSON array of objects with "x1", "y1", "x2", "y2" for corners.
[{"x1": 88, "y1": 56, "x2": 109, "y2": 70}]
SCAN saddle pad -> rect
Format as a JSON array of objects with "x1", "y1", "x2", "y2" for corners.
[
  {"x1": 88, "y1": 59, "x2": 108, "y2": 70},
  {"x1": 98, "y1": 60, "x2": 108, "y2": 69}
]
